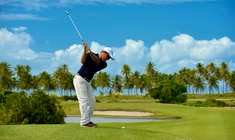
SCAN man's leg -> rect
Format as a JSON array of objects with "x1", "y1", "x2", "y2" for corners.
[
  {"x1": 87, "y1": 83, "x2": 96, "y2": 119},
  {"x1": 73, "y1": 75, "x2": 90, "y2": 126}
]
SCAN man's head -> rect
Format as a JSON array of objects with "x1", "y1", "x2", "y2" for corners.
[{"x1": 100, "y1": 47, "x2": 115, "y2": 61}]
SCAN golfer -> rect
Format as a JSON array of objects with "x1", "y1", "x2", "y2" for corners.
[{"x1": 73, "y1": 42, "x2": 114, "y2": 127}]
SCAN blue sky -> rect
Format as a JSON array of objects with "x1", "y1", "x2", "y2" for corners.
[{"x1": 0, "y1": 0, "x2": 235, "y2": 76}]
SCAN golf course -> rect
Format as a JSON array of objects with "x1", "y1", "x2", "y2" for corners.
[{"x1": 1, "y1": 95, "x2": 235, "y2": 140}]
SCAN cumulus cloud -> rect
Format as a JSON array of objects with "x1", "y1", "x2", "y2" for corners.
[
  {"x1": 150, "y1": 34, "x2": 235, "y2": 73},
  {"x1": 52, "y1": 39, "x2": 149, "y2": 75},
  {"x1": 0, "y1": 27, "x2": 38, "y2": 60},
  {"x1": 190, "y1": 37, "x2": 234, "y2": 60},
  {"x1": 0, "y1": 27, "x2": 234, "y2": 75},
  {"x1": 106, "y1": 39, "x2": 149, "y2": 74},
  {"x1": 52, "y1": 44, "x2": 83, "y2": 72},
  {"x1": 116, "y1": 39, "x2": 146, "y2": 60}
]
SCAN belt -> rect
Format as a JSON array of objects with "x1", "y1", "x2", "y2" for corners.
[{"x1": 77, "y1": 74, "x2": 91, "y2": 82}]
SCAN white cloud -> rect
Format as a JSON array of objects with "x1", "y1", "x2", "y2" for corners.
[
  {"x1": 58, "y1": 0, "x2": 214, "y2": 5},
  {"x1": 190, "y1": 37, "x2": 234, "y2": 60},
  {"x1": 0, "y1": 27, "x2": 234, "y2": 75},
  {"x1": 105, "y1": 39, "x2": 149, "y2": 74},
  {"x1": 118, "y1": 39, "x2": 147, "y2": 60},
  {"x1": 150, "y1": 34, "x2": 190, "y2": 64},
  {"x1": 0, "y1": 13, "x2": 50, "y2": 21},
  {"x1": 54, "y1": 40, "x2": 149, "y2": 75},
  {"x1": 90, "y1": 42, "x2": 106, "y2": 53},
  {"x1": 0, "y1": 0, "x2": 47, "y2": 10},
  {"x1": 0, "y1": 0, "x2": 216, "y2": 11},
  {"x1": 16, "y1": 49, "x2": 38, "y2": 60},
  {"x1": 0, "y1": 27, "x2": 38, "y2": 60},
  {"x1": 12, "y1": 26, "x2": 27, "y2": 32},
  {"x1": 150, "y1": 34, "x2": 235, "y2": 73},
  {"x1": 52, "y1": 44, "x2": 83, "y2": 72}
]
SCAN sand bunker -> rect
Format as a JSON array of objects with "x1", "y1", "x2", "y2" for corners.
[{"x1": 94, "y1": 111, "x2": 154, "y2": 117}]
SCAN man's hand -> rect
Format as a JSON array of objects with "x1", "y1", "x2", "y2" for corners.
[
  {"x1": 83, "y1": 42, "x2": 91, "y2": 52},
  {"x1": 82, "y1": 42, "x2": 100, "y2": 65}
]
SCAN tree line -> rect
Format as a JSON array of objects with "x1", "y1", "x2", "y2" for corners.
[{"x1": 0, "y1": 61, "x2": 234, "y2": 95}]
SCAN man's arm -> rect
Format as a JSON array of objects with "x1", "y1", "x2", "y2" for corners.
[
  {"x1": 81, "y1": 42, "x2": 100, "y2": 65},
  {"x1": 81, "y1": 46, "x2": 87, "y2": 64}
]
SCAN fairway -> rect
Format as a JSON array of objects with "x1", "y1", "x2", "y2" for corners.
[
  {"x1": 1, "y1": 102, "x2": 235, "y2": 140},
  {"x1": 0, "y1": 123, "x2": 188, "y2": 140}
]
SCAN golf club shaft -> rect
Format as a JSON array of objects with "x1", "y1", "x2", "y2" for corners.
[{"x1": 65, "y1": 10, "x2": 84, "y2": 42}]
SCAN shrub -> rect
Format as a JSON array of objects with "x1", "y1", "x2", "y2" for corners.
[
  {"x1": 5, "y1": 91, "x2": 30, "y2": 124},
  {"x1": 63, "y1": 95, "x2": 77, "y2": 101},
  {"x1": 185, "y1": 98, "x2": 228, "y2": 107},
  {"x1": 0, "y1": 104, "x2": 10, "y2": 125},
  {"x1": 0, "y1": 90, "x2": 66, "y2": 124},
  {"x1": 28, "y1": 90, "x2": 66, "y2": 124},
  {"x1": 149, "y1": 80, "x2": 187, "y2": 103},
  {"x1": 205, "y1": 98, "x2": 228, "y2": 107},
  {"x1": 0, "y1": 93, "x2": 5, "y2": 104},
  {"x1": 148, "y1": 88, "x2": 161, "y2": 99},
  {"x1": 175, "y1": 94, "x2": 187, "y2": 103}
]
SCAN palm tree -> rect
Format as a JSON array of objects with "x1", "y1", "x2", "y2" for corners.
[
  {"x1": 188, "y1": 69, "x2": 196, "y2": 94},
  {"x1": 14, "y1": 64, "x2": 33, "y2": 92},
  {"x1": 66, "y1": 72, "x2": 74, "y2": 95},
  {"x1": 206, "y1": 62, "x2": 216, "y2": 74},
  {"x1": 138, "y1": 74, "x2": 148, "y2": 95},
  {"x1": 208, "y1": 76, "x2": 218, "y2": 94},
  {"x1": 0, "y1": 62, "x2": 15, "y2": 90},
  {"x1": 229, "y1": 70, "x2": 235, "y2": 92},
  {"x1": 206, "y1": 62, "x2": 219, "y2": 94},
  {"x1": 91, "y1": 75, "x2": 98, "y2": 90},
  {"x1": 219, "y1": 61, "x2": 230, "y2": 93},
  {"x1": 193, "y1": 77, "x2": 205, "y2": 94},
  {"x1": 195, "y1": 62, "x2": 206, "y2": 94},
  {"x1": 95, "y1": 71, "x2": 111, "y2": 95},
  {"x1": 15, "y1": 65, "x2": 24, "y2": 79},
  {"x1": 111, "y1": 74, "x2": 123, "y2": 93},
  {"x1": 145, "y1": 61, "x2": 156, "y2": 89},
  {"x1": 131, "y1": 71, "x2": 140, "y2": 95},
  {"x1": 121, "y1": 64, "x2": 131, "y2": 94},
  {"x1": 31, "y1": 75, "x2": 40, "y2": 90},
  {"x1": 214, "y1": 67, "x2": 221, "y2": 93},
  {"x1": 38, "y1": 71, "x2": 56, "y2": 93},
  {"x1": 176, "y1": 67, "x2": 192, "y2": 93},
  {"x1": 53, "y1": 64, "x2": 71, "y2": 95},
  {"x1": 196, "y1": 62, "x2": 205, "y2": 77},
  {"x1": 15, "y1": 64, "x2": 25, "y2": 90}
]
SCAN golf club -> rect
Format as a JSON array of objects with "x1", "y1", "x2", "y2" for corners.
[{"x1": 65, "y1": 10, "x2": 84, "y2": 42}]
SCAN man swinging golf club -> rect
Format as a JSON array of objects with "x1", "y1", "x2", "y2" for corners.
[
  {"x1": 73, "y1": 42, "x2": 114, "y2": 127},
  {"x1": 66, "y1": 10, "x2": 115, "y2": 127}
]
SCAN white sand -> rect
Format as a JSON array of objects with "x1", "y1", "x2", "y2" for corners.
[{"x1": 94, "y1": 111, "x2": 153, "y2": 117}]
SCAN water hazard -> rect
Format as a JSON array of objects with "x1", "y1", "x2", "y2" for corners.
[{"x1": 65, "y1": 116, "x2": 160, "y2": 123}]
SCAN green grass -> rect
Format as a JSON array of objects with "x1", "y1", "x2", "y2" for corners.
[
  {"x1": 187, "y1": 93, "x2": 235, "y2": 106},
  {"x1": 0, "y1": 123, "x2": 187, "y2": 140},
  {"x1": 1, "y1": 96, "x2": 235, "y2": 140},
  {"x1": 187, "y1": 93, "x2": 235, "y2": 99}
]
